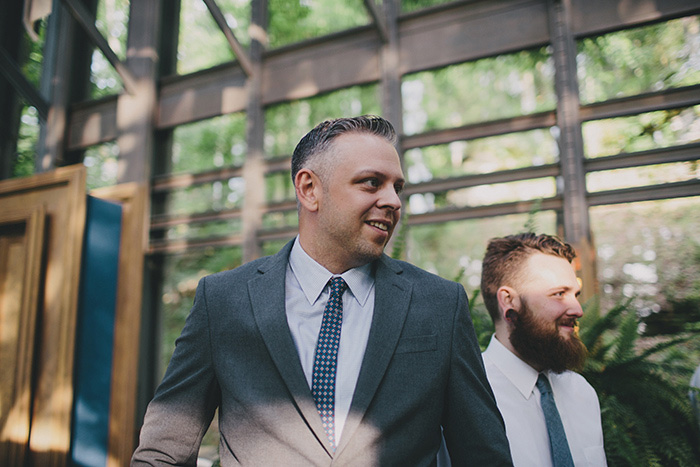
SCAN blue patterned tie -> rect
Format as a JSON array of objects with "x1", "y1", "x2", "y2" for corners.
[
  {"x1": 312, "y1": 277, "x2": 347, "y2": 451},
  {"x1": 537, "y1": 374, "x2": 575, "y2": 467}
]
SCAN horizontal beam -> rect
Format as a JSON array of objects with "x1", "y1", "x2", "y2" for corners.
[
  {"x1": 571, "y1": 0, "x2": 700, "y2": 38},
  {"x1": 150, "y1": 208, "x2": 241, "y2": 230},
  {"x1": 580, "y1": 84, "x2": 700, "y2": 122},
  {"x1": 406, "y1": 196, "x2": 563, "y2": 225},
  {"x1": 585, "y1": 142, "x2": 700, "y2": 172},
  {"x1": 403, "y1": 164, "x2": 560, "y2": 196},
  {"x1": 151, "y1": 165, "x2": 244, "y2": 192},
  {"x1": 149, "y1": 233, "x2": 243, "y2": 254},
  {"x1": 402, "y1": 111, "x2": 556, "y2": 149},
  {"x1": 399, "y1": 0, "x2": 550, "y2": 75},
  {"x1": 587, "y1": 180, "x2": 700, "y2": 206}
]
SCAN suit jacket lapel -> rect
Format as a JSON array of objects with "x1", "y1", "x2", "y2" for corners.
[
  {"x1": 248, "y1": 241, "x2": 333, "y2": 456},
  {"x1": 336, "y1": 255, "x2": 412, "y2": 454}
]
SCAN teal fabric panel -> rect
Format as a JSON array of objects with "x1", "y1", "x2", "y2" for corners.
[{"x1": 71, "y1": 196, "x2": 122, "y2": 467}]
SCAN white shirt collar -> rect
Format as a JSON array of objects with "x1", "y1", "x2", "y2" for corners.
[
  {"x1": 289, "y1": 237, "x2": 374, "y2": 307},
  {"x1": 483, "y1": 334, "x2": 540, "y2": 400}
]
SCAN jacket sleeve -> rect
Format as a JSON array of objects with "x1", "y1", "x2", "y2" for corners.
[
  {"x1": 442, "y1": 285, "x2": 514, "y2": 466},
  {"x1": 132, "y1": 277, "x2": 220, "y2": 466}
]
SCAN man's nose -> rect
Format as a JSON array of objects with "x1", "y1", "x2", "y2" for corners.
[
  {"x1": 379, "y1": 185, "x2": 402, "y2": 211},
  {"x1": 569, "y1": 298, "x2": 584, "y2": 317}
]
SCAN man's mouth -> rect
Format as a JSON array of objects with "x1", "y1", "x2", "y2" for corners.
[{"x1": 367, "y1": 220, "x2": 389, "y2": 232}]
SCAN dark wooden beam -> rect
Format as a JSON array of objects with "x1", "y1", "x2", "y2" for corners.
[
  {"x1": 61, "y1": 0, "x2": 138, "y2": 94},
  {"x1": 364, "y1": 0, "x2": 389, "y2": 43},
  {"x1": 202, "y1": 0, "x2": 254, "y2": 76},
  {"x1": 0, "y1": 47, "x2": 49, "y2": 120}
]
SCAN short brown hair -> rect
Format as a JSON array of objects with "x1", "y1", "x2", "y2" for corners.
[{"x1": 480, "y1": 232, "x2": 576, "y2": 323}]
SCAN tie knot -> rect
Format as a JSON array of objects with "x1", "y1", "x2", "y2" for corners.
[
  {"x1": 329, "y1": 277, "x2": 348, "y2": 296},
  {"x1": 537, "y1": 373, "x2": 553, "y2": 396}
]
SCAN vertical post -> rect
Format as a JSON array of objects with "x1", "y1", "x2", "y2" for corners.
[
  {"x1": 0, "y1": 1, "x2": 24, "y2": 180},
  {"x1": 116, "y1": 0, "x2": 161, "y2": 184},
  {"x1": 548, "y1": 0, "x2": 597, "y2": 300},
  {"x1": 242, "y1": 0, "x2": 267, "y2": 263},
  {"x1": 380, "y1": 0, "x2": 403, "y2": 140},
  {"x1": 380, "y1": 0, "x2": 406, "y2": 256}
]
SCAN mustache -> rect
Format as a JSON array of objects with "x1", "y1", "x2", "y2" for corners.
[{"x1": 558, "y1": 316, "x2": 578, "y2": 327}]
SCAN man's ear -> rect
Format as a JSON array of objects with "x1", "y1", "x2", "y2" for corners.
[
  {"x1": 295, "y1": 169, "x2": 321, "y2": 212},
  {"x1": 496, "y1": 286, "x2": 520, "y2": 322}
]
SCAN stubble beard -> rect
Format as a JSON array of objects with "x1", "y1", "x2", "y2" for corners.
[{"x1": 509, "y1": 300, "x2": 588, "y2": 374}]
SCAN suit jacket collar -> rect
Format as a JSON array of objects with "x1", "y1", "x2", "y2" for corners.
[{"x1": 249, "y1": 244, "x2": 412, "y2": 457}]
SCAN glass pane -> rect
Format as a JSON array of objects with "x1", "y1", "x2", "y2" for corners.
[
  {"x1": 84, "y1": 141, "x2": 120, "y2": 189},
  {"x1": 262, "y1": 210, "x2": 298, "y2": 230},
  {"x1": 404, "y1": 129, "x2": 558, "y2": 183},
  {"x1": 582, "y1": 105, "x2": 700, "y2": 158},
  {"x1": 590, "y1": 197, "x2": 700, "y2": 335},
  {"x1": 264, "y1": 84, "x2": 381, "y2": 157},
  {"x1": 165, "y1": 219, "x2": 243, "y2": 241},
  {"x1": 178, "y1": 0, "x2": 250, "y2": 75},
  {"x1": 14, "y1": 106, "x2": 40, "y2": 178},
  {"x1": 170, "y1": 112, "x2": 247, "y2": 174},
  {"x1": 578, "y1": 16, "x2": 700, "y2": 105},
  {"x1": 265, "y1": 171, "x2": 294, "y2": 203},
  {"x1": 267, "y1": 0, "x2": 370, "y2": 49},
  {"x1": 405, "y1": 212, "x2": 557, "y2": 289},
  {"x1": 408, "y1": 178, "x2": 557, "y2": 214},
  {"x1": 402, "y1": 0, "x2": 455, "y2": 14},
  {"x1": 90, "y1": 0, "x2": 130, "y2": 98},
  {"x1": 160, "y1": 247, "x2": 243, "y2": 371},
  {"x1": 586, "y1": 162, "x2": 699, "y2": 193},
  {"x1": 167, "y1": 178, "x2": 245, "y2": 215},
  {"x1": 402, "y1": 47, "x2": 555, "y2": 135},
  {"x1": 262, "y1": 239, "x2": 293, "y2": 256}
]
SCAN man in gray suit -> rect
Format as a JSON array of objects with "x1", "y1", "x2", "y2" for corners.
[{"x1": 132, "y1": 116, "x2": 512, "y2": 466}]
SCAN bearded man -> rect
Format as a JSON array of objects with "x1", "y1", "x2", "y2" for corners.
[{"x1": 480, "y1": 233, "x2": 607, "y2": 467}]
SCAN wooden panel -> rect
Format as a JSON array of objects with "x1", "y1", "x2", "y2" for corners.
[
  {"x1": 571, "y1": 0, "x2": 700, "y2": 38},
  {"x1": 399, "y1": 0, "x2": 550, "y2": 74},
  {"x1": 261, "y1": 29, "x2": 381, "y2": 105},
  {"x1": 0, "y1": 205, "x2": 45, "y2": 466},
  {"x1": 67, "y1": 96, "x2": 118, "y2": 150},
  {"x1": 90, "y1": 183, "x2": 147, "y2": 467},
  {"x1": 157, "y1": 65, "x2": 248, "y2": 129},
  {"x1": 0, "y1": 165, "x2": 86, "y2": 467}
]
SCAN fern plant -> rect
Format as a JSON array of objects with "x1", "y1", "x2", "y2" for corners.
[{"x1": 579, "y1": 299, "x2": 700, "y2": 466}]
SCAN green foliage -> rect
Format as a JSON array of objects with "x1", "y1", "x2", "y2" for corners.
[
  {"x1": 401, "y1": 0, "x2": 456, "y2": 14},
  {"x1": 265, "y1": 85, "x2": 381, "y2": 157},
  {"x1": 267, "y1": 0, "x2": 369, "y2": 49},
  {"x1": 579, "y1": 299, "x2": 700, "y2": 467},
  {"x1": 402, "y1": 47, "x2": 555, "y2": 135},
  {"x1": 578, "y1": 16, "x2": 700, "y2": 104},
  {"x1": 177, "y1": 0, "x2": 249, "y2": 75}
]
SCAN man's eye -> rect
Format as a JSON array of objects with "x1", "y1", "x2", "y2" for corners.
[
  {"x1": 395, "y1": 184, "x2": 404, "y2": 195},
  {"x1": 363, "y1": 178, "x2": 379, "y2": 188}
]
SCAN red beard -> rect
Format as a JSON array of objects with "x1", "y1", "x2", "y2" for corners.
[{"x1": 508, "y1": 299, "x2": 588, "y2": 373}]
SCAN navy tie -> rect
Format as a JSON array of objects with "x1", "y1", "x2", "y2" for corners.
[
  {"x1": 312, "y1": 277, "x2": 347, "y2": 451},
  {"x1": 537, "y1": 374, "x2": 575, "y2": 467}
]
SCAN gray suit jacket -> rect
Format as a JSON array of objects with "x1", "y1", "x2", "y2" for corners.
[{"x1": 132, "y1": 241, "x2": 512, "y2": 466}]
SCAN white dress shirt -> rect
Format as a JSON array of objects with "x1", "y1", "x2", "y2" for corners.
[
  {"x1": 482, "y1": 335, "x2": 607, "y2": 467},
  {"x1": 285, "y1": 237, "x2": 375, "y2": 446}
]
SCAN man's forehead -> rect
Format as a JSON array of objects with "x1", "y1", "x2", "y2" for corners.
[{"x1": 518, "y1": 252, "x2": 578, "y2": 289}]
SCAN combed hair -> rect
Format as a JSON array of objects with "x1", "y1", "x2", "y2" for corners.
[
  {"x1": 480, "y1": 232, "x2": 576, "y2": 323},
  {"x1": 291, "y1": 115, "x2": 397, "y2": 184}
]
